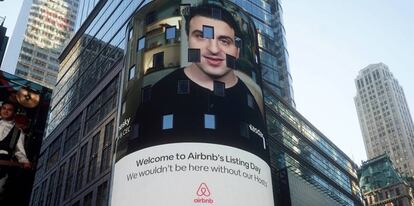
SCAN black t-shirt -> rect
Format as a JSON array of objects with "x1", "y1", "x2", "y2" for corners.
[{"x1": 128, "y1": 68, "x2": 268, "y2": 160}]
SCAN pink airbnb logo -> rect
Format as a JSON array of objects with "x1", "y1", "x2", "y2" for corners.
[
  {"x1": 194, "y1": 183, "x2": 214, "y2": 204},
  {"x1": 197, "y1": 183, "x2": 211, "y2": 197}
]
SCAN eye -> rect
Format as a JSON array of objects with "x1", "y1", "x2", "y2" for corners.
[{"x1": 219, "y1": 38, "x2": 232, "y2": 46}]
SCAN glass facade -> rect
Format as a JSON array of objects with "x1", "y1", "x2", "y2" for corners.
[
  {"x1": 264, "y1": 88, "x2": 363, "y2": 205},
  {"x1": 14, "y1": 0, "x2": 79, "y2": 88},
  {"x1": 28, "y1": 0, "x2": 321, "y2": 205}
]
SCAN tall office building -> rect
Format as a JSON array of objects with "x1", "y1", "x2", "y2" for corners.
[
  {"x1": 354, "y1": 63, "x2": 414, "y2": 177},
  {"x1": 12, "y1": 0, "x2": 79, "y2": 88},
  {"x1": 29, "y1": 1, "x2": 362, "y2": 206},
  {"x1": 0, "y1": 16, "x2": 8, "y2": 66}
]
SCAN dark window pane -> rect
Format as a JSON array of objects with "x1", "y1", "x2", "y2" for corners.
[
  {"x1": 153, "y1": 52, "x2": 164, "y2": 68},
  {"x1": 84, "y1": 192, "x2": 93, "y2": 206},
  {"x1": 142, "y1": 86, "x2": 152, "y2": 103},
  {"x1": 226, "y1": 54, "x2": 236, "y2": 69},
  {"x1": 240, "y1": 122, "x2": 250, "y2": 139},
  {"x1": 211, "y1": 7, "x2": 222, "y2": 19},
  {"x1": 177, "y1": 80, "x2": 190, "y2": 94},
  {"x1": 247, "y1": 94, "x2": 254, "y2": 109},
  {"x1": 213, "y1": 81, "x2": 225, "y2": 97},
  {"x1": 96, "y1": 181, "x2": 108, "y2": 206},
  {"x1": 188, "y1": 48, "x2": 200, "y2": 62}
]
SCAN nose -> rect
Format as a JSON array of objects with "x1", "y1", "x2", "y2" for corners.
[{"x1": 207, "y1": 39, "x2": 221, "y2": 54}]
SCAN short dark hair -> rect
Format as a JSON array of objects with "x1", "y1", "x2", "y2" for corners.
[
  {"x1": 184, "y1": 4, "x2": 240, "y2": 38},
  {"x1": 1, "y1": 101, "x2": 17, "y2": 113}
]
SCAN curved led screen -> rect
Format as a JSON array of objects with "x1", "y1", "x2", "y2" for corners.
[{"x1": 112, "y1": 1, "x2": 274, "y2": 205}]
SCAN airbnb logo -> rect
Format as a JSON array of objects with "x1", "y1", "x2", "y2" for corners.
[
  {"x1": 197, "y1": 183, "x2": 211, "y2": 196},
  {"x1": 194, "y1": 183, "x2": 214, "y2": 204}
]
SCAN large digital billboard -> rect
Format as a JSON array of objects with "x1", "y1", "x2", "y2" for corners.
[
  {"x1": 112, "y1": 0, "x2": 274, "y2": 205},
  {"x1": 0, "y1": 71, "x2": 51, "y2": 205}
]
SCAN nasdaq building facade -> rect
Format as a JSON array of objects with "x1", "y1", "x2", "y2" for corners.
[{"x1": 28, "y1": 1, "x2": 363, "y2": 206}]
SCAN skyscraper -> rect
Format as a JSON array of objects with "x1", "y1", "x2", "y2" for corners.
[
  {"x1": 354, "y1": 63, "x2": 414, "y2": 177},
  {"x1": 11, "y1": 0, "x2": 79, "y2": 88},
  {"x1": 0, "y1": 16, "x2": 8, "y2": 66}
]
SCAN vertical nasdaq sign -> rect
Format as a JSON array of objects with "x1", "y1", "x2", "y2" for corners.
[{"x1": 112, "y1": 0, "x2": 274, "y2": 205}]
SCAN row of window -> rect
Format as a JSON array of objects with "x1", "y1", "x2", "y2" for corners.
[
  {"x1": 264, "y1": 93, "x2": 357, "y2": 177},
  {"x1": 277, "y1": 151, "x2": 355, "y2": 206},
  {"x1": 267, "y1": 113, "x2": 353, "y2": 194},
  {"x1": 32, "y1": 119, "x2": 114, "y2": 205}
]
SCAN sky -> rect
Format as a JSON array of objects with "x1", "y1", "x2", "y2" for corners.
[
  {"x1": 282, "y1": 0, "x2": 414, "y2": 165},
  {"x1": 1, "y1": 0, "x2": 413, "y2": 165},
  {"x1": 0, "y1": 0, "x2": 23, "y2": 44}
]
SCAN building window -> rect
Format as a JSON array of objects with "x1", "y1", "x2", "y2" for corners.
[
  {"x1": 64, "y1": 116, "x2": 81, "y2": 155},
  {"x1": 247, "y1": 94, "x2": 254, "y2": 109},
  {"x1": 251, "y1": 70, "x2": 257, "y2": 82},
  {"x1": 153, "y1": 52, "x2": 164, "y2": 68},
  {"x1": 202, "y1": 25, "x2": 214, "y2": 39},
  {"x1": 240, "y1": 122, "x2": 250, "y2": 139},
  {"x1": 128, "y1": 65, "x2": 136, "y2": 80},
  {"x1": 177, "y1": 80, "x2": 190, "y2": 94},
  {"x1": 226, "y1": 53, "x2": 236, "y2": 69},
  {"x1": 165, "y1": 26, "x2": 176, "y2": 40},
  {"x1": 45, "y1": 171, "x2": 56, "y2": 206},
  {"x1": 46, "y1": 136, "x2": 61, "y2": 170},
  {"x1": 75, "y1": 143, "x2": 88, "y2": 192},
  {"x1": 38, "y1": 179, "x2": 48, "y2": 206},
  {"x1": 64, "y1": 154, "x2": 77, "y2": 200},
  {"x1": 145, "y1": 11, "x2": 156, "y2": 25},
  {"x1": 137, "y1": 36, "x2": 145, "y2": 51},
  {"x1": 213, "y1": 81, "x2": 225, "y2": 97},
  {"x1": 87, "y1": 133, "x2": 100, "y2": 182},
  {"x1": 142, "y1": 86, "x2": 152, "y2": 103},
  {"x1": 96, "y1": 181, "x2": 108, "y2": 206},
  {"x1": 211, "y1": 7, "x2": 222, "y2": 19},
  {"x1": 101, "y1": 120, "x2": 114, "y2": 173},
  {"x1": 128, "y1": 28, "x2": 133, "y2": 40},
  {"x1": 84, "y1": 191, "x2": 93, "y2": 206},
  {"x1": 204, "y1": 114, "x2": 216, "y2": 129},
  {"x1": 122, "y1": 101, "x2": 126, "y2": 114},
  {"x1": 188, "y1": 48, "x2": 200, "y2": 62},
  {"x1": 162, "y1": 114, "x2": 173, "y2": 130},
  {"x1": 54, "y1": 163, "x2": 66, "y2": 205}
]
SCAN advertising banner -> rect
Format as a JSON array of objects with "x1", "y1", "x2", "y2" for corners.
[
  {"x1": 0, "y1": 71, "x2": 51, "y2": 205},
  {"x1": 112, "y1": 0, "x2": 274, "y2": 205}
]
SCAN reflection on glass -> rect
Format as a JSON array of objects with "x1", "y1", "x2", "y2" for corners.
[
  {"x1": 137, "y1": 36, "x2": 145, "y2": 51},
  {"x1": 128, "y1": 65, "x2": 136, "y2": 80}
]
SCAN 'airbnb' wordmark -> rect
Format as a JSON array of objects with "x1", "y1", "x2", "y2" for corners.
[{"x1": 194, "y1": 183, "x2": 214, "y2": 204}]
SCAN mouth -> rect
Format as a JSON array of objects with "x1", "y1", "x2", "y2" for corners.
[{"x1": 204, "y1": 56, "x2": 224, "y2": 67}]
